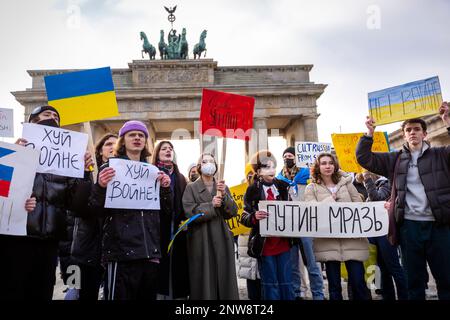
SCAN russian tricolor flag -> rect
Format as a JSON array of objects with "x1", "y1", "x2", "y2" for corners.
[{"x1": 0, "y1": 147, "x2": 15, "y2": 197}]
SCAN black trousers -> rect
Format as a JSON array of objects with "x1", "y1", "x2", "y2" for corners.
[
  {"x1": 105, "y1": 259, "x2": 159, "y2": 300},
  {"x1": 0, "y1": 235, "x2": 58, "y2": 300},
  {"x1": 79, "y1": 264, "x2": 104, "y2": 300}
]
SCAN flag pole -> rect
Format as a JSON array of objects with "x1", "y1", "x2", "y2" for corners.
[{"x1": 82, "y1": 121, "x2": 98, "y2": 183}]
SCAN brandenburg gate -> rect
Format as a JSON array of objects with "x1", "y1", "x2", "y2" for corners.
[{"x1": 12, "y1": 59, "x2": 326, "y2": 161}]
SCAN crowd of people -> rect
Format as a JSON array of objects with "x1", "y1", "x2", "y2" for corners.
[{"x1": 0, "y1": 101, "x2": 449, "y2": 301}]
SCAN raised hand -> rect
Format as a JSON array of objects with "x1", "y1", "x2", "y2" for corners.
[{"x1": 365, "y1": 116, "x2": 376, "y2": 137}]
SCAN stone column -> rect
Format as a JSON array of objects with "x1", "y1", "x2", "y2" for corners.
[
  {"x1": 195, "y1": 120, "x2": 218, "y2": 159},
  {"x1": 302, "y1": 114, "x2": 319, "y2": 142},
  {"x1": 246, "y1": 117, "x2": 268, "y2": 161},
  {"x1": 146, "y1": 121, "x2": 157, "y2": 155}
]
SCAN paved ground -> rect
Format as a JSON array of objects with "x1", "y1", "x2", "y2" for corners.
[{"x1": 53, "y1": 262, "x2": 438, "y2": 300}]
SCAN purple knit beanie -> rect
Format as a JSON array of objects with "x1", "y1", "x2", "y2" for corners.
[{"x1": 118, "y1": 120, "x2": 149, "y2": 138}]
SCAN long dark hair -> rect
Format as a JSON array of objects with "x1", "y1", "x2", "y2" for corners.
[
  {"x1": 94, "y1": 133, "x2": 118, "y2": 167},
  {"x1": 312, "y1": 153, "x2": 341, "y2": 185},
  {"x1": 151, "y1": 140, "x2": 181, "y2": 176}
]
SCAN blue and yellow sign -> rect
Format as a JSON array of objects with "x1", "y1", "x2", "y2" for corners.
[{"x1": 368, "y1": 76, "x2": 442, "y2": 125}]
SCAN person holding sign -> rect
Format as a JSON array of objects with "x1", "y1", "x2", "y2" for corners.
[
  {"x1": 70, "y1": 133, "x2": 118, "y2": 300},
  {"x1": 182, "y1": 153, "x2": 239, "y2": 300},
  {"x1": 304, "y1": 153, "x2": 369, "y2": 300},
  {"x1": 89, "y1": 121, "x2": 171, "y2": 300},
  {"x1": 241, "y1": 150, "x2": 294, "y2": 300},
  {"x1": 151, "y1": 141, "x2": 190, "y2": 300},
  {"x1": 277, "y1": 147, "x2": 325, "y2": 300},
  {"x1": 0, "y1": 105, "x2": 94, "y2": 301},
  {"x1": 356, "y1": 101, "x2": 450, "y2": 300}
]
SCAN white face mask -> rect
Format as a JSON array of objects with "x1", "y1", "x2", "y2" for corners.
[{"x1": 201, "y1": 163, "x2": 216, "y2": 176}]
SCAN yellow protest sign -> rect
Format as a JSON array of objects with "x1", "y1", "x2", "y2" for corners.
[
  {"x1": 331, "y1": 132, "x2": 390, "y2": 173},
  {"x1": 226, "y1": 183, "x2": 251, "y2": 236}
]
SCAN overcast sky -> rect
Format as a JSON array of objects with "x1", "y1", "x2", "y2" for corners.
[{"x1": 1, "y1": 0, "x2": 449, "y2": 185}]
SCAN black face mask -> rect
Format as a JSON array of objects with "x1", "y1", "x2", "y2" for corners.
[
  {"x1": 284, "y1": 158, "x2": 295, "y2": 169},
  {"x1": 190, "y1": 173, "x2": 199, "y2": 182},
  {"x1": 37, "y1": 118, "x2": 59, "y2": 128}
]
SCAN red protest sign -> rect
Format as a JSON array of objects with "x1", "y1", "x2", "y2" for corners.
[{"x1": 199, "y1": 89, "x2": 255, "y2": 140}]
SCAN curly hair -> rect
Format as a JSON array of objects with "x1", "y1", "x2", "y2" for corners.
[{"x1": 311, "y1": 153, "x2": 341, "y2": 184}]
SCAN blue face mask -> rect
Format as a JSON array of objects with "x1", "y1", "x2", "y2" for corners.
[{"x1": 201, "y1": 163, "x2": 216, "y2": 176}]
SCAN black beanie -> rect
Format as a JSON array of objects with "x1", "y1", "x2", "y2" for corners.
[
  {"x1": 28, "y1": 105, "x2": 60, "y2": 123},
  {"x1": 283, "y1": 146, "x2": 295, "y2": 156}
]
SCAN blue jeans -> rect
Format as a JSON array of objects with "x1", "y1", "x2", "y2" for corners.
[
  {"x1": 369, "y1": 236, "x2": 408, "y2": 300},
  {"x1": 326, "y1": 260, "x2": 369, "y2": 300},
  {"x1": 399, "y1": 220, "x2": 450, "y2": 300},
  {"x1": 260, "y1": 250, "x2": 294, "y2": 300},
  {"x1": 291, "y1": 239, "x2": 325, "y2": 300},
  {"x1": 301, "y1": 237, "x2": 325, "y2": 300}
]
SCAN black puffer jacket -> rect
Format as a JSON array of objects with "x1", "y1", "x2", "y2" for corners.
[
  {"x1": 157, "y1": 171, "x2": 190, "y2": 298},
  {"x1": 356, "y1": 130, "x2": 450, "y2": 226},
  {"x1": 241, "y1": 178, "x2": 292, "y2": 258},
  {"x1": 89, "y1": 159, "x2": 172, "y2": 263},
  {"x1": 71, "y1": 178, "x2": 105, "y2": 266},
  {"x1": 27, "y1": 172, "x2": 89, "y2": 240}
]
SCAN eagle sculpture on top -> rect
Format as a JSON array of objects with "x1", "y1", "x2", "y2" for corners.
[{"x1": 164, "y1": 5, "x2": 177, "y2": 14}]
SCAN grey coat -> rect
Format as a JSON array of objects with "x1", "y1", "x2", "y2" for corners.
[{"x1": 182, "y1": 178, "x2": 239, "y2": 300}]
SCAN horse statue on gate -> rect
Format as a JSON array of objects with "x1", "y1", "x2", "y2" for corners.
[
  {"x1": 193, "y1": 30, "x2": 207, "y2": 59},
  {"x1": 158, "y1": 30, "x2": 168, "y2": 60},
  {"x1": 140, "y1": 31, "x2": 156, "y2": 60},
  {"x1": 178, "y1": 28, "x2": 188, "y2": 59}
]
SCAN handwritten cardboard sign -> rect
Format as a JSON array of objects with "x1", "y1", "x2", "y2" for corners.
[
  {"x1": 259, "y1": 201, "x2": 388, "y2": 238},
  {"x1": 105, "y1": 158, "x2": 160, "y2": 210},
  {"x1": 368, "y1": 76, "x2": 443, "y2": 125},
  {"x1": 0, "y1": 142, "x2": 40, "y2": 236},
  {"x1": 22, "y1": 123, "x2": 88, "y2": 178},
  {"x1": 331, "y1": 132, "x2": 389, "y2": 173},
  {"x1": 0, "y1": 108, "x2": 14, "y2": 138},
  {"x1": 295, "y1": 141, "x2": 332, "y2": 167},
  {"x1": 199, "y1": 89, "x2": 255, "y2": 140},
  {"x1": 225, "y1": 183, "x2": 251, "y2": 236}
]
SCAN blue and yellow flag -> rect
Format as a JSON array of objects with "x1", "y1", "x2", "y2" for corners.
[
  {"x1": 368, "y1": 76, "x2": 442, "y2": 126},
  {"x1": 167, "y1": 213, "x2": 204, "y2": 254},
  {"x1": 44, "y1": 67, "x2": 120, "y2": 126}
]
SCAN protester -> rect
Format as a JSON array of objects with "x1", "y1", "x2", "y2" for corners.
[
  {"x1": 362, "y1": 171, "x2": 408, "y2": 300},
  {"x1": 0, "y1": 105, "x2": 94, "y2": 300},
  {"x1": 356, "y1": 101, "x2": 450, "y2": 300},
  {"x1": 89, "y1": 121, "x2": 171, "y2": 300},
  {"x1": 187, "y1": 162, "x2": 199, "y2": 183},
  {"x1": 70, "y1": 133, "x2": 118, "y2": 300},
  {"x1": 237, "y1": 163, "x2": 261, "y2": 300},
  {"x1": 277, "y1": 147, "x2": 325, "y2": 300},
  {"x1": 304, "y1": 153, "x2": 369, "y2": 300},
  {"x1": 182, "y1": 153, "x2": 239, "y2": 300},
  {"x1": 241, "y1": 150, "x2": 294, "y2": 300},
  {"x1": 151, "y1": 141, "x2": 190, "y2": 299}
]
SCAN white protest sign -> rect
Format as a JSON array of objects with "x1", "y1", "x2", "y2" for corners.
[
  {"x1": 22, "y1": 123, "x2": 88, "y2": 178},
  {"x1": 295, "y1": 141, "x2": 332, "y2": 167},
  {"x1": 105, "y1": 158, "x2": 161, "y2": 210},
  {"x1": 0, "y1": 142, "x2": 40, "y2": 236},
  {"x1": 259, "y1": 201, "x2": 388, "y2": 238},
  {"x1": 0, "y1": 108, "x2": 14, "y2": 137}
]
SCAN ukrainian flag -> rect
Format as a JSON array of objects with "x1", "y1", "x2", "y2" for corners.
[
  {"x1": 368, "y1": 76, "x2": 442, "y2": 126},
  {"x1": 44, "y1": 67, "x2": 120, "y2": 126}
]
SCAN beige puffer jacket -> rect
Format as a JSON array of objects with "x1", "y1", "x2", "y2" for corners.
[{"x1": 304, "y1": 174, "x2": 369, "y2": 262}]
